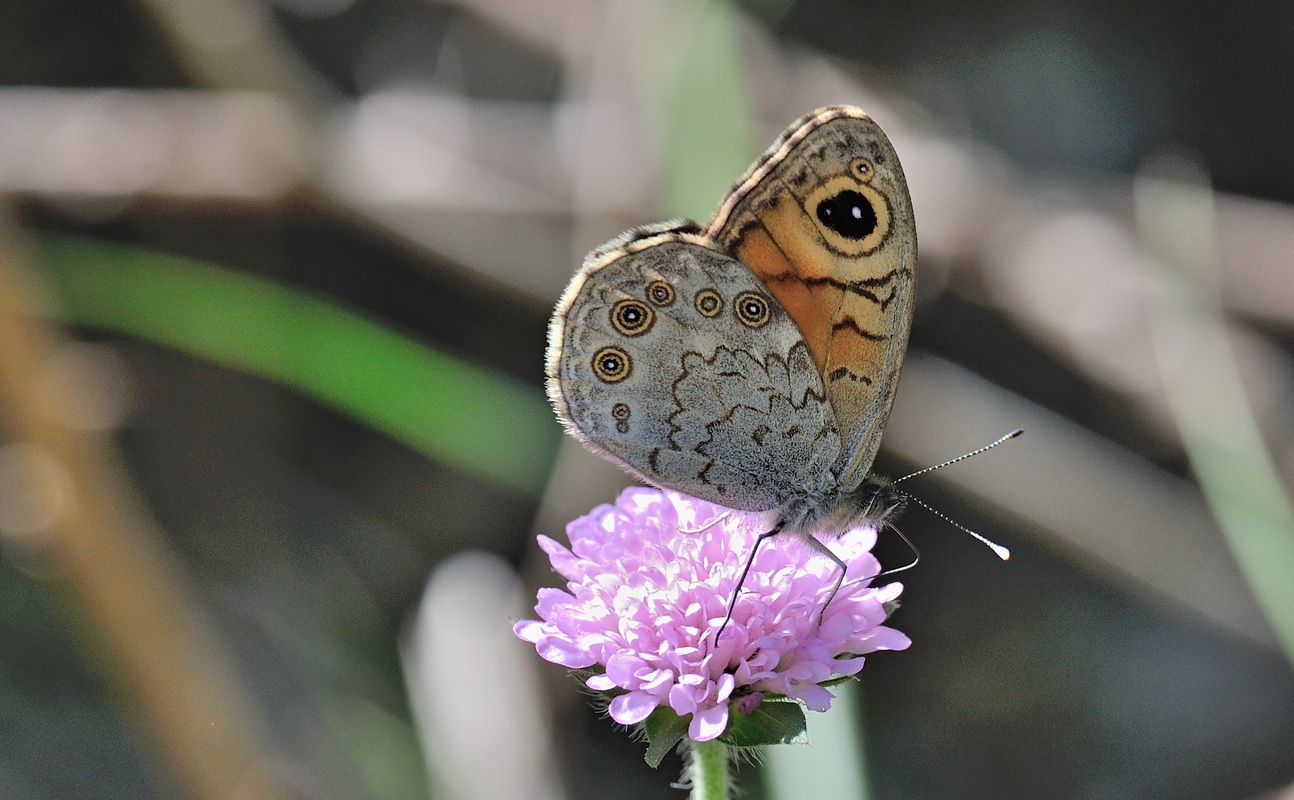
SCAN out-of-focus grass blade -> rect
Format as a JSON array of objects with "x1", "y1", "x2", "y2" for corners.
[
  {"x1": 38, "y1": 235, "x2": 559, "y2": 497},
  {"x1": 632, "y1": 0, "x2": 755, "y2": 222},
  {"x1": 1137, "y1": 154, "x2": 1294, "y2": 667}
]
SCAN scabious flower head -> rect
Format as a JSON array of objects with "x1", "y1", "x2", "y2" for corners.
[{"x1": 514, "y1": 487, "x2": 910, "y2": 742}]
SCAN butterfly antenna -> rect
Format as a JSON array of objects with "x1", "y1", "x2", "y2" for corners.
[
  {"x1": 891, "y1": 429, "x2": 1022, "y2": 486},
  {"x1": 888, "y1": 429, "x2": 1020, "y2": 561},
  {"x1": 897, "y1": 490, "x2": 1011, "y2": 561}
]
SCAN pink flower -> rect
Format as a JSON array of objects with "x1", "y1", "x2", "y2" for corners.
[{"x1": 513, "y1": 488, "x2": 910, "y2": 742}]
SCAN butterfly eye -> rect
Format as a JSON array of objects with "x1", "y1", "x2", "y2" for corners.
[
  {"x1": 694, "y1": 289, "x2": 723, "y2": 317},
  {"x1": 592, "y1": 346, "x2": 632, "y2": 383},
  {"x1": 850, "y1": 158, "x2": 874, "y2": 181},
  {"x1": 814, "y1": 190, "x2": 879, "y2": 240},
  {"x1": 611, "y1": 299, "x2": 654, "y2": 336},
  {"x1": 646, "y1": 280, "x2": 676, "y2": 306},
  {"x1": 734, "y1": 292, "x2": 771, "y2": 328}
]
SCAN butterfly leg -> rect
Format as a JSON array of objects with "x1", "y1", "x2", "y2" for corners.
[
  {"x1": 713, "y1": 522, "x2": 785, "y2": 643},
  {"x1": 872, "y1": 522, "x2": 920, "y2": 579},
  {"x1": 679, "y1": 509, "x2": 732, "y2": 536},
  {"x1": 802, "y1": 535, "x2": 850, "y2": 628},
  {"x1": 833, "y1": 524, "x2": 920, "y2": 608}
]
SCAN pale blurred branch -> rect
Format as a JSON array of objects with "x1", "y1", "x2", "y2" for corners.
[{"x1": 133, "y1": 0, "x2": 332, "y2": 113}]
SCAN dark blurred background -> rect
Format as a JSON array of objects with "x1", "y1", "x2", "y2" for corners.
[{"x1": 1, "y1": 1, "x2": 1292, "y2": 799}]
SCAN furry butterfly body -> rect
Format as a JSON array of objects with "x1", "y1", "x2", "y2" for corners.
[{"x1": 547, "y1": 106, "x2": 916, "y2": 540}]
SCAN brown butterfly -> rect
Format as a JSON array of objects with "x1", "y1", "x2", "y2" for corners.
[{"x1": 546, "y1": 106, "x2": 918, "y2": 624}]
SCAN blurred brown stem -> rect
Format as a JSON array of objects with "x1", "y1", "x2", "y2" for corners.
[{"x1": 0, "y1": 216, "x2": 289, "y2": 800}]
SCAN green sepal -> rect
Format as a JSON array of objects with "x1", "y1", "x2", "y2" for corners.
[
  {"x1": 718, "y1": 698, "x2": 808, "y2": 748},
  {"x1": 820, "y1": 673, "x2": 859, "y2": 690},
  {"x1": 643, "y1": 707, "x2": 690, "y2": 768}
]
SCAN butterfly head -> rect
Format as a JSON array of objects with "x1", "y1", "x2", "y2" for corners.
[
  {"x1": 776, "y1": 475, "x2": 908, "y2": 540},
  {"x1": 857, "y1": 475, "x2": 908, "y2": 528}
]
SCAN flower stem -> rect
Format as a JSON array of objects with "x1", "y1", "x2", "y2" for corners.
[{"x1": 687, "y1": 738, "x2": 731, "y2": 800}]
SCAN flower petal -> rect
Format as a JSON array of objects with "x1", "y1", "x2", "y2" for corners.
[
  {"x1": 689, "y1": 703, "x2": 730, "y2": 742},
  {"x1": 795, "y1": 683, "x2": 835, "y2": 712},
  {"x1": 668, "y1": 682, "x2": 700, "y2": 716},
  {"x1": 736, "y1": 692, "x2": 764, "y2": 715},
  {"x1": 606, "y1": 651, "x2": 649, "y2": 686},
  {"x1": 534, "y1": 637, "x2": 596, "y2": 668},
  {"x1": 715, "y1": 672, "x2": 736, "y2": 702},
  {"x1": 512, "y1": 620, "x2": 546, "y2": 642},
  {"x1": 586, "y1": 674, "x2": 617, "y2": 691},
  {"x1": 609, "y1": 691, "x2": 659, "y2": 725}
]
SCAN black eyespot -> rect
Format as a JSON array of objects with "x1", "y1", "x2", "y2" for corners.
[
  {"x1": 734, "y1": 291, "x2": 770, "y2": 328},
  {"x1": 851, "y1": 158, "x2": 874, "y2": 180},
  {"x1": 647, "y1": 280, "x2": 676, "y2": 306},
  {"x1": 814, "y1": 189, "x2": 878, "y2": 240},
  {"x1": 592, "y1": 346, "x2": 631, "y2": 383},
  {"x1": 610, "y1": 299, "x2": 654, "y2": 336},
  {"x1": 695, "y1": 289, "x2": 723, "y2": 317}
]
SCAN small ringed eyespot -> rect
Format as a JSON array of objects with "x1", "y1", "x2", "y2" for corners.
[
  {"x1": 646, "y1": 280, "x2": 676, "y2": 306},
  {"x1": 851, "y1": 158, "x2": 874, "y2": 181},
  {"x1": 734, "y1": 291, "x2": 771, "y2": 328},
  {"x1": 694, "y1": 289, "x2": 723, "y2": 317},
  {"x1": 612, "y1": 402, "x2": 631, "y2": 432},
  {"x1": 592, "y1": 346, "x2": 632, "y2": 383},
  {"x1": 610, "y1": 299, "x2": 654, "y2": 336}
]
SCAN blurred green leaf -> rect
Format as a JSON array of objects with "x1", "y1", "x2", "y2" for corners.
[{"x1": 38, "y1": 235, "x2": 559, "y2": 496}]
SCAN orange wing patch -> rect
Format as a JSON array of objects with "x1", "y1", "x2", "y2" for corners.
[
  {"x1": 723, "y1": 177, "x2": 904, "y2": 391},
  {"x1": 725, "y1": 195, "x2": 835, "y2": 374}
]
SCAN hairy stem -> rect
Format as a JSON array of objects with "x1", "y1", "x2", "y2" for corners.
[{"x1": 687, "y1": 738, "x2": 730, "y2": 800}]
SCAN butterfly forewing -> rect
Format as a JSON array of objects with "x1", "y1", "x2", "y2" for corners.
[{"x1": 707, "y1": 107, "x2": 917, "y2": 490}]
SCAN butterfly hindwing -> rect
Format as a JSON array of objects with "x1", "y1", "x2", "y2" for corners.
[{"x1": 547, "y1": 232, "x2": 842, "y2": 512}]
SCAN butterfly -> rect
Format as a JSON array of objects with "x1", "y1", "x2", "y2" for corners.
[{"x1": 546, "y1": 106, "x2": 916, "y2": 626}]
